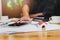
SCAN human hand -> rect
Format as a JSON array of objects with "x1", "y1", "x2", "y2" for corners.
[{"x1": 19, "y1": 16, "x2": 32, "y2": 23}]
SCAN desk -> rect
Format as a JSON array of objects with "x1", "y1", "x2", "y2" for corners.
[{"x1": 0, "y1": 29, "x2": 60, "y2": 40}]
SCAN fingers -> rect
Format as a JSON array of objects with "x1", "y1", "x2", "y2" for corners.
[
  {"x1": 19, "y1": 18, "x2": 32, "y2": 23},
  {"x1": 10, "y1": 18, "x2": 21, "y2": 23},
  {"x1": 28, "y1": 18, "x2": 32, "y2": 23},
  {"x1": 11, "y1": 17, "x2": 32, "y2": 23}
]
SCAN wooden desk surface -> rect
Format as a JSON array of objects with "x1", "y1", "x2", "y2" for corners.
[{"x1": 0, "y1": 29, "x2": 60, "y2": 40}]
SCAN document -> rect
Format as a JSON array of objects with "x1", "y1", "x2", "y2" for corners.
[{"x1": 0, "y1": 21, "x2": 60, "y2": 34}]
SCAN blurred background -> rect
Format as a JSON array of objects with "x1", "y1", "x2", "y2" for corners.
[
  {"x1": 1, "y1": 0, "x2": 60, "y2": 18},
  {"x1": 2, "y1": 0, "x2": 23, "y2": 18}
]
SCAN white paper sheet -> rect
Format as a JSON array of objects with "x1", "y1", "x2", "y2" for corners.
[
  {"x1": 0, "y1": 21, "x2": 60, "y2": 34},
  {"x1": 46, "y1": 23, "x2": 60, "y2": 30},
  {"x1": 0, "y1": 24, "x2": 42, "y2": 34}
]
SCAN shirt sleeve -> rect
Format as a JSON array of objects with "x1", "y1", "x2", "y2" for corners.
[{"x1": 42, "y1": 0, "x2": 56, "y2": 15}]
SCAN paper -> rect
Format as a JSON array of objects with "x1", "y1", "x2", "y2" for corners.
[
  {"x1": 0, "y1": 24, "x2": 42, "y2": 34},
  {"x1": 0, "y1": 21, "x2": 60, "y2": 34},
  {"x1": 46, "y1": 23, "x2": 60, "y2": 30}
]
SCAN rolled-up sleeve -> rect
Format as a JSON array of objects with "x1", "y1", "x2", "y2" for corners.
[{"x1": 42, "y1": 0, "x2": 56, "y2": 15}]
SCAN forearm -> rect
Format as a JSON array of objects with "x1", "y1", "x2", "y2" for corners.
[
  {"x1": 22, "y1": 4, "x2": 30, "y2": 17},
  {"x1": 30, "y1": 13, "x2": 43, "y2": 18}
]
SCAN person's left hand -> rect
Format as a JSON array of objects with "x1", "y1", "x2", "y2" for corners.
[
  {"x1": 18, "y1": 16, "x2": 32, "y2": 23},
  {"x1": 10, "y1": 16, "x2": 32, "y2": 23}
]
